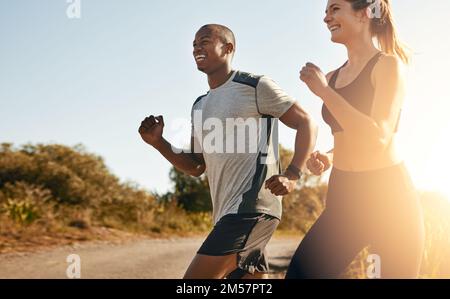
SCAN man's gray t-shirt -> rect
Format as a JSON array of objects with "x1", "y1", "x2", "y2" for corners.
[{"x1": 191, "y1": 71, "x2": 296, "y2": 224}]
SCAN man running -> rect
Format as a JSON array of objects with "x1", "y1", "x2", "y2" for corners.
[{"x1": 139, "y1": 24, "x2": 317, "y2": 279}]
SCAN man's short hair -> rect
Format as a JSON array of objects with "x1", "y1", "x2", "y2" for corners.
[{"x1": 199, "y1": 24, "x2": 236, "y2": 51}]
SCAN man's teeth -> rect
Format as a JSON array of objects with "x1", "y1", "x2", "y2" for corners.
[
  {"x1": 195, "y1": 55, "x2": 206, "y2": 61},
  {"x1": 330, "y1": 25, "x2": 340, "y2": 32}
]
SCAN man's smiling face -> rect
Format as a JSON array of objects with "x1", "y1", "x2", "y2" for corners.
[{"x1": 193, "y1": 26, "x2": 233, "y2": 74}]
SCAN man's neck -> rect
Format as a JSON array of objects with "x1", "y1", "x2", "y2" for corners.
[{"x1": 207, "y1": 65, "x2": 233, "y2": 89}]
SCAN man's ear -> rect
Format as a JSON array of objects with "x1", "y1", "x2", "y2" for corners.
[{"x1": 225, "y1": 42, "x2": 234, "y2": 55}]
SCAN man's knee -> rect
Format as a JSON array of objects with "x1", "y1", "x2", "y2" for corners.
[{"x1": 184, "y1": 254, "x2": 238, "y2": 279}]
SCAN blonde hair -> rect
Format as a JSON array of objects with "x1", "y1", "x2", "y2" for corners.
[{"x1": 347, "y1": 0, "x2": 410, "y2": 64}]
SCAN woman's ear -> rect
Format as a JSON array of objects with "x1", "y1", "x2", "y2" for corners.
[
  {"x1": 364, "y1": 6, "x2": 377, "y2": 21},
  {"x1": 354, "y1": 8, "x2": 371, "y2": 24}
]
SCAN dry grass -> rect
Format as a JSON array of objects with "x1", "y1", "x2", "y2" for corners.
[{"x1": 1, "y1": 143, "x2": 449, "y2": 278}]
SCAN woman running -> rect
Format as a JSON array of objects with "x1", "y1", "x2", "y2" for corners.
[{"x1": 286, "y1": 0, "x2": 425, "y2": 278}]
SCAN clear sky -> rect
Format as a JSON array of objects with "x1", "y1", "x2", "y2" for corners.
[{"x1": 1, "y1": 0, "x2": 449, "y2": 198}]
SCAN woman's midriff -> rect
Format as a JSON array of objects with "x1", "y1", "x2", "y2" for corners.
[{"x1": 332, "y1": 131, "x2": 403, "y2": 172}]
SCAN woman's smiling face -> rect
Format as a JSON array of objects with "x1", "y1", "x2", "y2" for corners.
[{"x1": 323, "y1": 0, "x2": 369, "y2": 45}]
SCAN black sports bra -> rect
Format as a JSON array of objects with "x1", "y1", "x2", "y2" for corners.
[{"x1": 322, "y1": 52, "x2": 401, "y2": 134}]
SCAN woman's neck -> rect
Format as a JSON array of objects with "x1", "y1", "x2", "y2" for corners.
[{"x1": 345, "y1": 37, "x2": 379, "y2": 68}]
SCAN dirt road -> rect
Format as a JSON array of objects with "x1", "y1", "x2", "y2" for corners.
[{"x1": 0, "y1": 236, "x2": 301, "y2": 279}]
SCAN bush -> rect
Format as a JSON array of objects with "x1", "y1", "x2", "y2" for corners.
[
  {"x1": 1, "y1": 142, "x2": 449, "y2": 279},
  {"x1": 0, "y1": 181, "x2": 52, "y2": 225},
  {"x1": 0, "y1": 143, "x2": 208, "y2": 236}
]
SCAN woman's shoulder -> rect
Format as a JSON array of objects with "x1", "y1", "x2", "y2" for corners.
[
  {"x1": 376, "y1": 53, "x2": 402, "y2": 70},
  {"x1": 372, "y1": 53, "x2": 403, "y2": 81}
]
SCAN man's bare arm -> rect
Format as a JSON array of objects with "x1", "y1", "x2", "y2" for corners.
[{"x1": 139, "y1": 115, "x2": 205, "y2": 177}]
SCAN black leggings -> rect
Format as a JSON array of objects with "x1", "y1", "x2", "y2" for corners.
[{"x1": 286, "y1": 163, "x2": 425, "y2": 279}]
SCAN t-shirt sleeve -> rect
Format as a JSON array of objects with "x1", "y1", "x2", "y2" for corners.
[
  {"x1": 256, "y1": 76, "x2": 296, "y2": 118},
  {"x1": 190, "y1": 104, "x2": 202, "y2": 153}
]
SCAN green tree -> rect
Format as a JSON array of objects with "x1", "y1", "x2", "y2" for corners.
[{"x1": 167, "y1": 167, "x2": 212, "y2": 212}]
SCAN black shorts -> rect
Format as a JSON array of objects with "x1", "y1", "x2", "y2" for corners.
[{"x1": 197, "y1": 213, "x2": 279, "y2": 276}]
